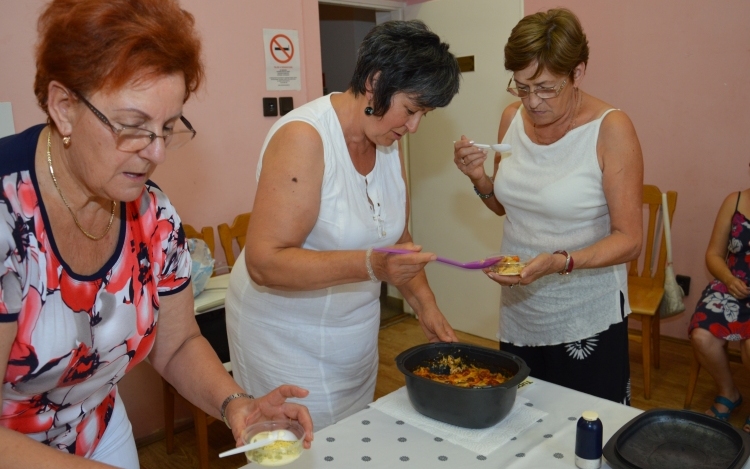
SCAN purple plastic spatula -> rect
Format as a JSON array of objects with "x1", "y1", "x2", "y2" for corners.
[{"x1": 374, "y1": 247, "x2": 503, "y2": 270}]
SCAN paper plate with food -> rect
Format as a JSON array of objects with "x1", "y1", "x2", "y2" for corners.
[{"x1": 486, "y1": 255, "x2": 527, "y2": 276}]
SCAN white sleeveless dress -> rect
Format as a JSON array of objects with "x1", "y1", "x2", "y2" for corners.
[
  {"x1": 494, "y1": 106, "x2": 630, "y2": 346},
  {"x1": 226, "y1": 94, "x2": 406, "y2": 429}
]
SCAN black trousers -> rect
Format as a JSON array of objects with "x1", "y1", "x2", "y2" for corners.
[{"x1": 500, "y1": 292, "x2": 631, "y2": 405}]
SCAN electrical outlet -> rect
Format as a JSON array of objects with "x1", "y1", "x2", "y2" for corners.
[
  {"x1": 676, "y1": 274, "x2": 691, "y2": 296},
  {"x1": 262, "y1": 97, "x2": 278, "y2": 116}
]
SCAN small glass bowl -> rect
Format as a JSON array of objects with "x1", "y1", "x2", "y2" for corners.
[
  {"x1": 241, "y1": 420, "x2": 305, "y2": 466},
  {"x1": 487, "y1": 255, "x2": 527, "y2": 276}
]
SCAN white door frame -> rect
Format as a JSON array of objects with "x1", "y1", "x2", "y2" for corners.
[{"x1": 319, "y1": 0, "x2": 404, "y2": 11}]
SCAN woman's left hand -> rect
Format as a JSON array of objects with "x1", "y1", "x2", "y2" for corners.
[
  {"x1": 483, "y1": 252, "x2": 565, "y2": 286},
  {"x1": 226, "y1": 385, "x2": 314, "y2": 449}
]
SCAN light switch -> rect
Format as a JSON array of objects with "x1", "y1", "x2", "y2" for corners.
[
  {"x1": 263, "y1": 97, "x2": 278, "y2": 116},
  {"x1": 279, "y1": 97, "x2": 294, "y2": 116}
]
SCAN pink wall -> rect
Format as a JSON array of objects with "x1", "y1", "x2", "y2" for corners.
[
  {"x1": 524, "y1": 0, "x2": 750, "y2": 339},
  {"x1": 0, "y1": 0, "x2": 322, "y2": 440},
  {"x1": 0, "y1": 0, "x2": 323, "y2": 270}
]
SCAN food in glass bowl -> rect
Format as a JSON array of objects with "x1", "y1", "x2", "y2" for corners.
[
  {"x1": 241, "y1": 420, "x2": 305, "y2": 466},
  {"x1": 487, "y1": 255, "x2": 526, "y2": 275}
]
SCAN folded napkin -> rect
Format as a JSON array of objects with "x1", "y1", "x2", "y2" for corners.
[{"x1": 370, "y1": 386, "x2": 547, "y2": 456}]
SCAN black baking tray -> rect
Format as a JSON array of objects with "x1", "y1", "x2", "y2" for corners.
[{"x1": 603, "y1": 408, "x2": 750, "y2": 469}]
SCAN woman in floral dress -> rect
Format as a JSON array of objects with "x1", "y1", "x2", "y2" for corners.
[{"x1": 690, "y1": 188, "x2": 750, "y2": 431}]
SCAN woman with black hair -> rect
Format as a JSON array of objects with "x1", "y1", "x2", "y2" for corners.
[{"x1": 226, "y1": 20, "x2": 461, "y2": 429}]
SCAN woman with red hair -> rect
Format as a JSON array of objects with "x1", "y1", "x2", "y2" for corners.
[{"x1": 0, "y1": 1, "x2": 312, "y2": 467}]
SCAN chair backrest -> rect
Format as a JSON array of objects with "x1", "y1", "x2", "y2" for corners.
[
  {"x1": 218, "y1": 212, "x2": 251, "y2": 268},
  {"x1": 183, "y1": 223, "x2": 216, "y2": 257},
  {"x1": 627, "y1": 184, "x2": 678, "y2": 288}
]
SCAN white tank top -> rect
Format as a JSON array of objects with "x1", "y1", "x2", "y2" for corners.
[
  {"x1": 493, "y1": 106, "x2": 630, "y2": 346},
  {"x1": 226, "y1": 94, "x2": 406, "y2": 429}
]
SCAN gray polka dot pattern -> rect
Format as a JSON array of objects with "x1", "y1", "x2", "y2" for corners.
[{"x1": 307, "y1": 383, "x2": 620, "y2": 466}]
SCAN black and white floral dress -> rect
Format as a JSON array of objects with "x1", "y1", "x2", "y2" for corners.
[{"x1": 690, "y1": 199, "x2": 750, "y2": 340}]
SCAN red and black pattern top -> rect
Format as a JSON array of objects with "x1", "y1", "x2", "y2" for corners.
[{"x1": 0, "y1": 124, "x2": 191, "y2": 457}]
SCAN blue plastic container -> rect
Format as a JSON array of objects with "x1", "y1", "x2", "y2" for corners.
[{"x1": 575, "y1": 411, "x2": 602, "y2": 469}]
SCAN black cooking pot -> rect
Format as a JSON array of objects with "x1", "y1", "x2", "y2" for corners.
[{"x1": 395, "y1": 342, "x2": 530, "y2": 429}]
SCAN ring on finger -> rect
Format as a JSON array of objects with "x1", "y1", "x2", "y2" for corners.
[
  {"x1": 509, "y1": 284, "x2": 514, "y2": 289},
  {"x1": 461, "y1": 157, "x2": 466, "y2": 165}
]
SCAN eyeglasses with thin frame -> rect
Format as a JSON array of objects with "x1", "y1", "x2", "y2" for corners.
[
  {"x1": 75, "y1": 92, "x2": 196, "y2": 152},
  {"x1": 506, "y1": 75, "x2": 568, "y2": 99}
]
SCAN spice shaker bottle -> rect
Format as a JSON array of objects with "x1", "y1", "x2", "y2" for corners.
[{"x1": 575, "y1": 410, "x2": 602, "y2": 469}]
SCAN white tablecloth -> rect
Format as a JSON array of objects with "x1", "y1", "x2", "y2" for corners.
[
  {"x1": 236, "y1": 379, "x2": 750, "y2": 468},
  {"x1": 369, "y1": 386, "x2": 546, "y2": 455},
  {"x1": 288, "y1": 379, "x2": 634, "y2": 468}
]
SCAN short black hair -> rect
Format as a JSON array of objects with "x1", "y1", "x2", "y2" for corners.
[{"x1": 349, "y1": 20, "x2": 460, "y2": 116}]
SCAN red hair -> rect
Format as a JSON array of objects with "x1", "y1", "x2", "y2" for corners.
[{"x1": 34, "y1": 0, "x2": 204, "y2": 115}]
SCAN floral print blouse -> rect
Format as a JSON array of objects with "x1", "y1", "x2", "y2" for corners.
[{"x1": 0, "y1": 125, "x2": 190, "y2": 456}]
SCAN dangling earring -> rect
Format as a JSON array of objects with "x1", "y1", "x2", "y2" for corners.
[
  {"x1": 62, "y1": 135, "x2": 71, "y2": 148},
  {"x1": 364, "y1": 107, "x2": 374, "y2": 116}
]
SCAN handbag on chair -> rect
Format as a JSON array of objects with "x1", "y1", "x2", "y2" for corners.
[{"x1": 660, "y1": 192, "x2": 685, "y2": 318}]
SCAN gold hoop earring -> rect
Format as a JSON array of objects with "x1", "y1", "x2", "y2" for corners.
[{"x1": 62, "y1": 135, "x2": 71, "y2": 148}]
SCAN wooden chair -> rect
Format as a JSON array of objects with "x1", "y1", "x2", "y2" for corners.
[
  {"x1": 183, "y1": 223, "x2": 216, "y2": 259},
  {"x1": 684, "y1": 344, "x2": 742, "y2": 409},
  {"x1": 163, "y1": 381, "x2": 216, "y2": 469},
  {"x1": 628, "y1": 184, "x2": 677, "y2": 399},
  {"x1": 164, "y1": 223, "x2": 222, "y2": 469},
  {"x1": 218, "y1": 212, "x2": 251, "y2": 268}
]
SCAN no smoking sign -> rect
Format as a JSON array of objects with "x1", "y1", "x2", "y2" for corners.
[
  {"x1": 270, "y1": 34, "x2": 294, "y2": 64},
  {"x1": 263, "y1": 29, "x2": 300, "y2": 91}
]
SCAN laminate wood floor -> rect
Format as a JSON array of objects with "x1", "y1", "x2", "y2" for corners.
[{"x1": 137, "y1": 316, "x2": 750, "y2": 469}]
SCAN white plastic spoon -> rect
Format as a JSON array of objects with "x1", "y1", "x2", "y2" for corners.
[
  {"x1": 218, "y1": 430, "x2": 298, "y2": 458},
  {"x1": 473, "y1": 143, "x2": 512, "y2": 152}
]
